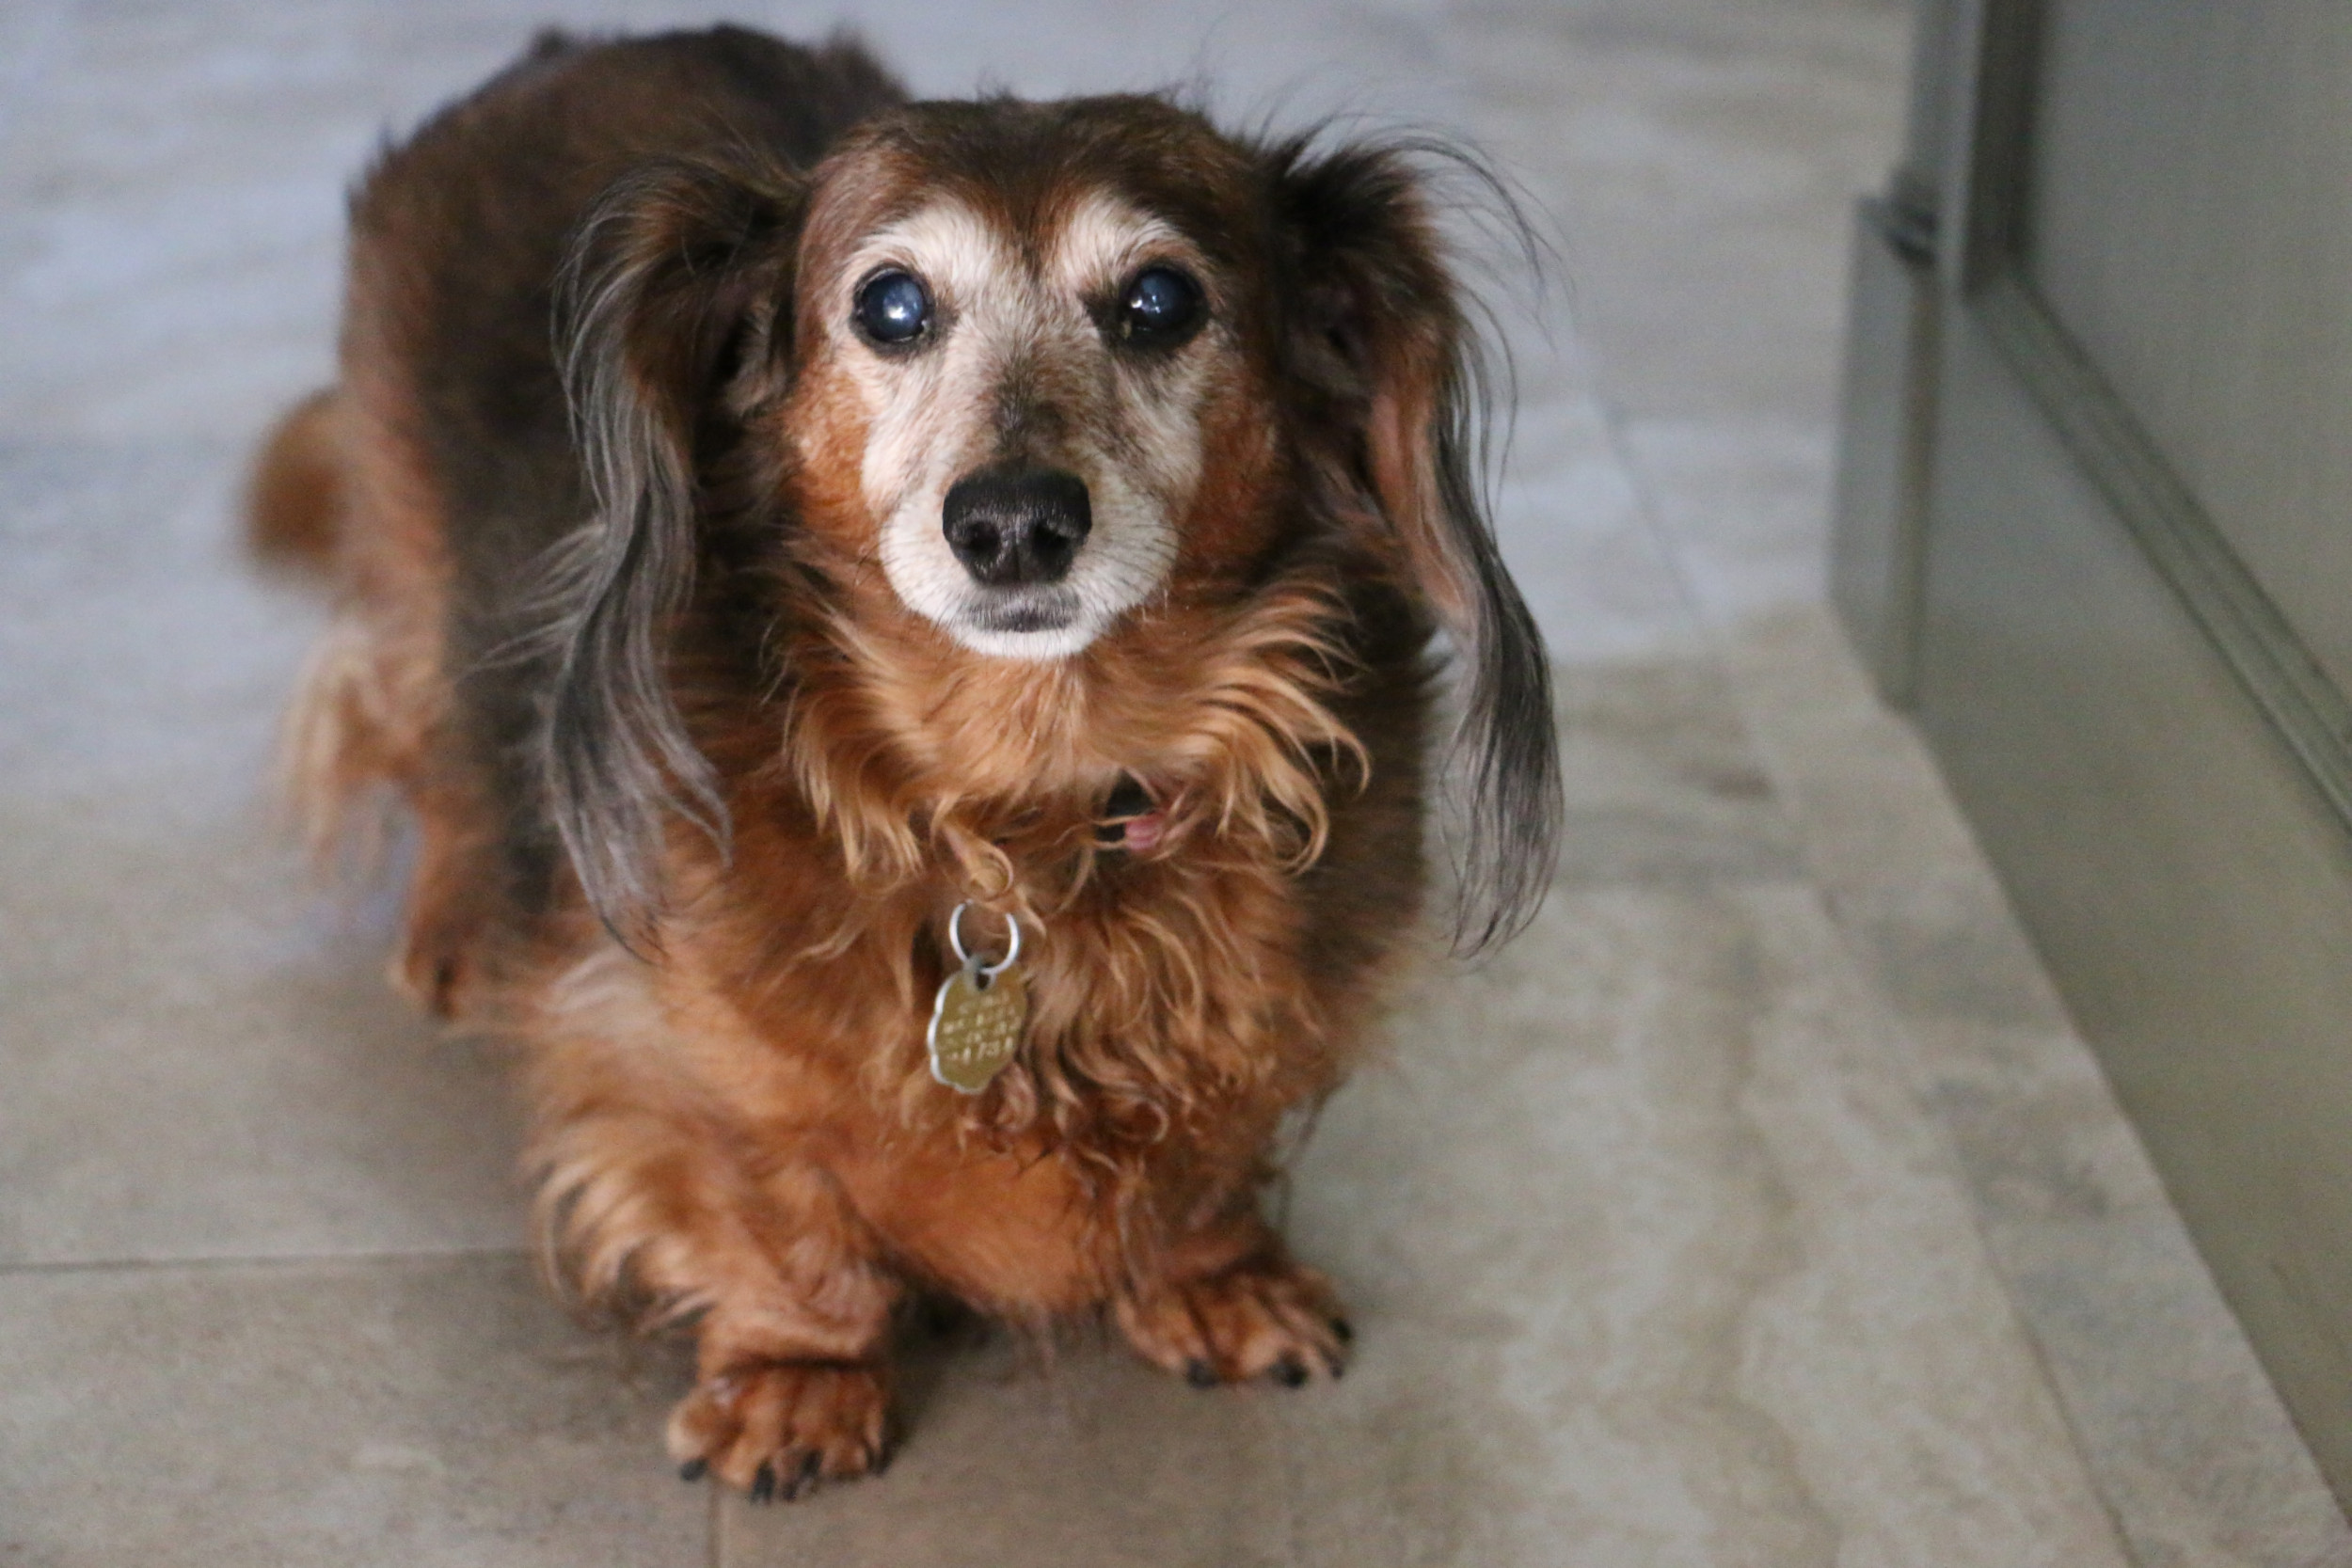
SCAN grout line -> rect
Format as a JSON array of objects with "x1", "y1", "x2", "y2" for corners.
[{"x1": 0, "y1": 1243, "x2": 527, "y2": 1279}]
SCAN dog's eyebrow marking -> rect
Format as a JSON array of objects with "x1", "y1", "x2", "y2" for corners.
[
  {"x1": 1051, "y1": 193, "x2": 1190, "y2": 294},
  {"x1": 846, "y1": 200, "x2": 1014, "y2": 314}
]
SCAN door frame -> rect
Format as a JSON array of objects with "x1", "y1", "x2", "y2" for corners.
[{"x1": 1929, "y1": 0, "x2": 2352, "y2": 824}]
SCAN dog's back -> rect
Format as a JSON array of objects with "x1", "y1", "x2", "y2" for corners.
[{"x1": 355, "y1": 28, "x2": 901, "y2": 561}]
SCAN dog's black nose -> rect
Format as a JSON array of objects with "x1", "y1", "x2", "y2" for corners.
[{"x1": 941, "y1": 467, "x2": 1092, "y2": 587}]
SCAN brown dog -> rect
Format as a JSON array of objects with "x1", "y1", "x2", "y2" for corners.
[{"x1": 250, "y1": 24, "x2": 1559, "y2": 1498}]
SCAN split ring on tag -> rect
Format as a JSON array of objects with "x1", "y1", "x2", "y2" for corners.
[
  {"x1": 927, "y1": 903, "x2": 1029, "y2": 1094},
  {"x1": 946, "y1": 901, "x2": 1021, "y2": 974}
]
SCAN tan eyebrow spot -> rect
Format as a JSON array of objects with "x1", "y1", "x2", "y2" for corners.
[
  {"x1": 843, "y1": 199, "x2": 1017, "y2": 318},
  {"x1": 1051, "y1": 192, "x2": 1191, "y2": 296}
]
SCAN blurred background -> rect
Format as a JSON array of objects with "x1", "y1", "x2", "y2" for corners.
[{"x1": 1, "y1": 2, "x2": 2345, "y2": 1564}]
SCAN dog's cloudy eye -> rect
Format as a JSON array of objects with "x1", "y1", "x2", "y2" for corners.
[
  {"x1": 854, "y1": 270, "x2": 931, "y2": 346},
  {"x1": 1120, "y1": 266, "x2": 1201, "y2": 341}
]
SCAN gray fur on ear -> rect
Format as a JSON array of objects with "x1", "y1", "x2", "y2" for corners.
[
  {"x1": 1268, "y1": 133, "x2": 1563, "y2": 953},
  {"x1": 546, "y1": 153, "x2": 803, "y2": 943}
]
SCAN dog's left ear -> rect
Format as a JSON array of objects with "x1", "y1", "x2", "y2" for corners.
[
  {"x1": 1270, "y1": 139, "x2": 1563, "y2": 953},
  {"x1": 548, "y1": 154, "x2": 804, "y2": 941}
]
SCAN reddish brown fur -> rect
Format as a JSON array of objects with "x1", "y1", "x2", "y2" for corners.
[
  {"x1": 245, "y1": 388, "x2": 347, "y2": 570},
  {"x1": 260, "y1": 24, "x2": 1550, "y2": 1497}
]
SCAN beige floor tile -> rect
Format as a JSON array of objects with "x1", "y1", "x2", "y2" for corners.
[
  {"x1": 1477, "y1": 0, "x2": 1909, "y2": 72},
  {"x1": 1617, "y1": 417, "x2": 1840, "y2": 625},
  {"x1": 1278, "y1": 882, "x2": 2130, "y2": 1568},
  {"x1": 1722, "y1": 604, "x2": 2352, "y2": 1568},
  {"x1": 1551, "y1": 655, "x2": 1802, "y2": 887},
  {"x1": 1450, "y1": 0, "x2": 1907, "y2": 428},
  {"x1": 0, "y1": 444, "x2": 524, "y2": 1264},
  {"x1": 1711, "y1": 608, "x2": 2067, "y2": 1031},
  {"x1": 0, "y1": 1254, "x2": 704, "y2": 1567},
  {"x1": 718, "y1": 1329, "x2": 1294, "y2": 1568},
  {"x1": 1493, "y1": 393, "x2": 1702, "y2": 664}
]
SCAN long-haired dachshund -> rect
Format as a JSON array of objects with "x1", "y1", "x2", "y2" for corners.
[{"x1": 249, "y1": 24, "x2": 1558, "y2": 1497}]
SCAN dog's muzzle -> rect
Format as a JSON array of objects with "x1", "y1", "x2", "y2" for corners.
[{"x1": 942, "y1": 466, "x2": 1092, "y2": 588}]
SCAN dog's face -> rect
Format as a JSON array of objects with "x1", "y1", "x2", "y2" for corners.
[
  {"x1": 552, "y1": 95, "x2": 1560, "y2": 951},
  {"x1": 784, "y1": 104, "x2": 1279, "y2": 658},
  {"x1": 808, "y1": 191, "x2": 1217, "y2": 657}
]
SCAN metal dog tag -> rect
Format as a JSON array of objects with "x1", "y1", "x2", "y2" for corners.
[
  {"x1": 927, "y1": 904, "x2": 1028, "y2": 1094},
  {"x1": 927, "y1": 956, "x2": 1028, "y2": 1094}
]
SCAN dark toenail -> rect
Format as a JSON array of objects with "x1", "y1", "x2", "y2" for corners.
[
  {"x1": 787, "y1": 1450, "x2": 820, "y2": 1497},
  {"x1": 750, "y1": 1462, "x2": 777, "y2": 1503},
  {"x1": 677, "y1": 1457, "x2": 707, "y2": 1482},
  {"x1": 1275, "y1": 1356, "x2": 1309, "y2": 1387},
  {"x1": 1330, "y1": 1317, "x2": 1354, "y2": 1344},
  {"x1": 1184, "y1": 1359, "x2": 1219, "y2": 1388}
]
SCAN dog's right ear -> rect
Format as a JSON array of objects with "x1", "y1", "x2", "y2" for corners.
[
  {"x1": 1267, "y1": 136, "x2": 1561, "y2": 956},
  {"x1": 548, "y1": 154, "x2": 803, "y2": 942}
]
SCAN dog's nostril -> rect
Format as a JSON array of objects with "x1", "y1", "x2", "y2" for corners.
[{"x1": 941, "y1": 467, "x2": 1092, "y2": 588}]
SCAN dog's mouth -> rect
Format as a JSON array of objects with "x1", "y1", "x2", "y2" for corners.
[
  {"x1": 1095, "y1": 774, "x2": 1172, "y2": 854},
  {"x1": 964, "y1": 587, "x2": 1081, "y2": 636}
]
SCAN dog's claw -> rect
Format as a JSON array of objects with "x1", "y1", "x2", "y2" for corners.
[
  {"x1": 669, "y1": 1360, "x2": 892, "y2": 1500},
  {"x1": 678, "y1": 1457, "x2": 708, "y2": 1483},
  {"x1": 1120, "y1": 1252, "x2": 1352, "y2": 1390},
  {"x1": 1329, "y1": 1317, "x2": 1354, "y2": 1345}
]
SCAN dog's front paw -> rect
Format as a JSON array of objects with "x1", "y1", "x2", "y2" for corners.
[
  {"x1": 1116, "y1": 1255, "x2": 1353, "y2": 1388},
  {"x1": 667, "y1": 1360, "x2": 894, "y2": 1499}
]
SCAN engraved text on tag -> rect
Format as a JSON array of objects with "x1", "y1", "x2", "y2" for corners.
[{"x1": 927, "y1": 958, "x2": 1028, "y2": 1093}]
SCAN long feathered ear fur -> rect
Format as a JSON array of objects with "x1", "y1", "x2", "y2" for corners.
[
  {"x1": 547, "y1": 154, "x2": 803, "y2": 942},
  {"x1": 1271, "y1": 135, "x2": 1563, "y2": 954}
]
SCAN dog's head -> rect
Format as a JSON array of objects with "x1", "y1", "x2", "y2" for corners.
[{"x1": 549, "y1": 94, "x2": 1560, "y2": 950}]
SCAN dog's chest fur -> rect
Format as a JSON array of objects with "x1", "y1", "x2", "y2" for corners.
[{"x1": 661, "y1": 553, "x2": 1433, "y2": 1132}]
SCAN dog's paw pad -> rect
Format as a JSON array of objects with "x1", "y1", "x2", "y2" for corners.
[
  {"x1": 667, "y1": 1361, "x2": 893, "y2": 1498},
  {"x1": 1117, "y1": 1257, "x2": 1351, "y2": 1386}
]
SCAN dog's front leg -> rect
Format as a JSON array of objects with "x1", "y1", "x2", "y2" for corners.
[
  {"x1": 1114, "y1": 1205, "x2": 1354, "y2": 1388},
  {"x1": 654, "y1": 1161, "x2": 903, "y2": 1499},
  {"x1": 535, "y1": 1102, "x2": 900, "y2": 1497}
]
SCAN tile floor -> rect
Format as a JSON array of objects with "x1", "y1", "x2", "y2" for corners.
[{"x1": 2, "y1": 2, "x2": 2345, "y2": 1564}]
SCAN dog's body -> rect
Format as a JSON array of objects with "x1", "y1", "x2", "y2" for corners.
[{"x1": 254, "y1": 25, "x2": 1557, "y2": 1495}]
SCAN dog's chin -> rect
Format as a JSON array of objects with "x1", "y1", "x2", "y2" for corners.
[{"x1": 940, "y1": 588, "x2": 1102, "y2": 660}]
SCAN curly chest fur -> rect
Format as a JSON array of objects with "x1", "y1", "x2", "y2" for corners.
[{"x1": 661, "y1": 567, "x2": 1432, "y2": 1162}]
